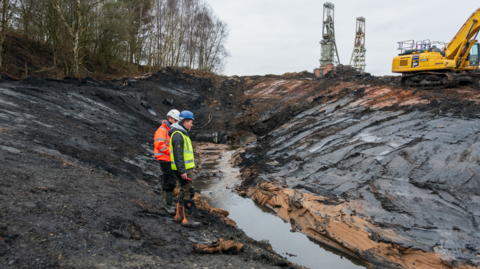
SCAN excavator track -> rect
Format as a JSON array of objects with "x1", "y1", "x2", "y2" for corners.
[{"x1": 401, "y1": 71, "x2": 480, "y2": 88}]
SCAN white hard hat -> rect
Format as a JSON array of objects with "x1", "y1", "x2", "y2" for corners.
[{"x1": 167, "y1": 109, "x2": 181, "y2": 121}]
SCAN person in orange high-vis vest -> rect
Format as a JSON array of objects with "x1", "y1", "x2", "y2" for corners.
[{"x1": 154, "y1": 109, "x2": 180, "y2": 214}]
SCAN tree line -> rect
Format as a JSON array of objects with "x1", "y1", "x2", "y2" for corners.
[{"x1": 0, "y1": 0, "x2": 230, "y2": 77}]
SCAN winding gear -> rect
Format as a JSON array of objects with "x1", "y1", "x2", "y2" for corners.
[
  {"x1": 154, "y1": 120, "x2": 172, "y2": 162},
  {"x1": 182, "y1": 200, "x2": 201, "y2": 228}
]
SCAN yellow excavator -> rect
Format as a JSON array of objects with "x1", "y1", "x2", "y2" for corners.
[{"x1": 392, "y1": 8, "x2": 480, "y2": 87}]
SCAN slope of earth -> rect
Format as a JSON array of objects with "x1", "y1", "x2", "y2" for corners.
[
  {"x1": 237, "y1": 82, "x2": 480, "y2": 269},
  {"x1": 0, "y1": 32, "x2": 150, "y2": 80},
  {"x1": 0, "y1": 74, "x2": 301, "y2": 268}
]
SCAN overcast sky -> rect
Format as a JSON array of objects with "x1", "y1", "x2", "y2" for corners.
[{"x1": 207, "y1": 0, "x2": 480, "y2": 77}]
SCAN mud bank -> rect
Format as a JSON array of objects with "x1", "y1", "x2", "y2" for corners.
[
  {"x1": 0, "y1": 74, "x2": 302, "y2": 268},
  {"x1": 237, "y1": 83, "x2": 480, "y2": 268},
  {"x1": 194, "y1": 143, "x2": 367, "y2": 269}
]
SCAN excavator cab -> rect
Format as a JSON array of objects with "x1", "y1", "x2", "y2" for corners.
[{"x1": 469, "y1": 43, "x2": 480, "y2": 66}]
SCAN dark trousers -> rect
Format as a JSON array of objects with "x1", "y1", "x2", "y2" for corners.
[{"x1": 159, "y1": 161, "x2": 177, "y2": 192}]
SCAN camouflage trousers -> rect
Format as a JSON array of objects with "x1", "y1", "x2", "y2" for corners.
[{"x1": 175, "y1": 169, "x2": 195, "y2": 201}]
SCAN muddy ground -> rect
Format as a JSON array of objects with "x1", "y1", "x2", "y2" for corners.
[
  {"x1": 0, "y1": 71, "x2": 303, "y2": 268},
  {"x1": 1, "y1": 67, "x2": 480, "y2": 269},
  {"x1": 236, "y1": 76, "x2": 480, "y2": 268}
]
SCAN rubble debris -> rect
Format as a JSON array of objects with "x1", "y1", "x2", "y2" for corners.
[
  {"x1": 193, "y1": 193, "x2": 237, "y2": 227},
  {"x1": 194, "y1": 238, "x2": 244, "y2": 254},
  {"x1": 280, "y1": 71, "x2": 317, "y2": 79},
  {"x1": 323, "y1": 64, "x2": 372, "y2": 81}
]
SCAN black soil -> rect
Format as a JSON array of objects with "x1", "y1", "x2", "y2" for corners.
[
  {"x1": 0, "y1": 72, "x2": 301, "y2": 268},
  {"x1": 3, "y1": 66, "x2": 480, "y2": 268}
]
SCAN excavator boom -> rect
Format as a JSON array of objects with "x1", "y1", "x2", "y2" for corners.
[{"x1": 445, "y1": 8, "x2": 480, "y2": 60}]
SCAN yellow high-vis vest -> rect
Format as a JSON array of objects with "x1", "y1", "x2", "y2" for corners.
[{"x1": 170, "y1": 131, "x2": 195, "y2": 171}]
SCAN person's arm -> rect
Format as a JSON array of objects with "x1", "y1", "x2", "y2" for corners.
[
  {"x1": 171, "y1": 133, "x2": 187, "y2": 175},
  {"x1": 154, "y1": 132, "x2": 170, "y2": 155}
]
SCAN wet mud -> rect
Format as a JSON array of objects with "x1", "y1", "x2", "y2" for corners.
[
  {"x1": 0, "y1": 72, "x2": 303, "y2": 268},
  {"x1": 194, "y1": 143, "x2": 367, "y2": 269},
  {"x1": 2, "y1": 67, "x2": 480, "y2": 268},
  {"x1": 237, "y1": 81, "x2": 480, "y2": 268}
]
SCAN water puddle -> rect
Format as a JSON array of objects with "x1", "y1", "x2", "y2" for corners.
[{"x1": 195, "y1": 148, "x2": 367, "y2": 269}]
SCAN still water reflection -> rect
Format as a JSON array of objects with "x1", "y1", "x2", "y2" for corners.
[{"x1": 195, "y1": 149, "x2": 366, "y2": 269}]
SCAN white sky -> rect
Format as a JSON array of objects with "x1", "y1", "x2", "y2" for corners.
[{"x1": 207, "y1": 0, "x2": 480, "y2": 76}]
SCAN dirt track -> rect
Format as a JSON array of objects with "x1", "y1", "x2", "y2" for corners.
[{"x1": 1, "y1": 67, "x2": 480, "y2": 268}]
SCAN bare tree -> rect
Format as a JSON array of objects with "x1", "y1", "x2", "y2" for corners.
[
  {"x1": 0, "y1": 0, "x2": 17, "y2": 67},
  {"x1": 7, "y1": 0, "x2": 229, "y2": 76},
  {"x1": 51, "y1": 0, "x2": 104, "y2": 77}
]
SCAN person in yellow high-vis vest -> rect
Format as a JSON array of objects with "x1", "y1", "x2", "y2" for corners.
[{"x1": 169, "y1": 110, "x2": 200, "y2": 228}]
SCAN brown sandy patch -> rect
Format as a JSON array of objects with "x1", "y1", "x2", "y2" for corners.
[{"x1": 241, "y1": 182, "x2": 477, "y2": 269}]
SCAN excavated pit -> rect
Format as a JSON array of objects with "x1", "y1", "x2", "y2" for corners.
[
  {"x1": 1, "y1": 67, "x2": 480, "y2": 268},
  {"x1": 237, "y1": 80, "x2": 480, "y2": 268},
  {"x1": 0, "y1": 70, "x2": 305, "y2": 269}
]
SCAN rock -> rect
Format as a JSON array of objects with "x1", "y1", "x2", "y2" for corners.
[
  {"x1": 163, "y1": 98, "x2": 173, "y2": 106},
  {"x1": 0, "y1": 225, "x2": 7, "y2": 237},
  {"x1": 259, "y1": 239, "x2": 270, "y2": 246},
  {"x1": 211, "y1": 208, "x2": 229, "y2": 218},
  {"x1": 223, "y1": 217, "x2": 237, "y2": 227},
  {"x1": 111, "y1": 229, "x2": 127, "y2": 238},
  {"x1": 0, "y1": 241, "x2": 8, "y2": 256},
  {"x1": 323, "y1": 64, "x2": 372, "y2": 82},
  {"x1": 194, "y1": 239, "x2": 243, "y2": 254}
]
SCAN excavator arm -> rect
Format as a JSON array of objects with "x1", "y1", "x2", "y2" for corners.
[{"x1": 445, "y1": 8, "x2": 480, "y2": 64}]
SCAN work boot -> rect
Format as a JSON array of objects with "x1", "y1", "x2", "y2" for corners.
[
  {"x1": 173, "y1": 201, "x2": 184, "y2": 223},
  {"x1": 181, "y1": 200, "x2": 201, "y2": 228},
  {"x1": 165, "y1": 191, "x2": 175, "y2": 215}
]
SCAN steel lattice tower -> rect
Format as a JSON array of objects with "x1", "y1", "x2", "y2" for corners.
[
  {"x1": 349, "y1": 17, "x2": 366, "y2": 73},
  {"x1": 319, "y1": 2, "x2": 340, "y2": 66}
]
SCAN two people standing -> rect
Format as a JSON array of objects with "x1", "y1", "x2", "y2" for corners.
[{"x1": 154, "y1": 110, "x2": 200, "y2": 228}]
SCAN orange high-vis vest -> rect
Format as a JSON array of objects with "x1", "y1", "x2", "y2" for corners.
[{"x1": 154, "y1": 120, "x2": 171, "y2": 161}]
